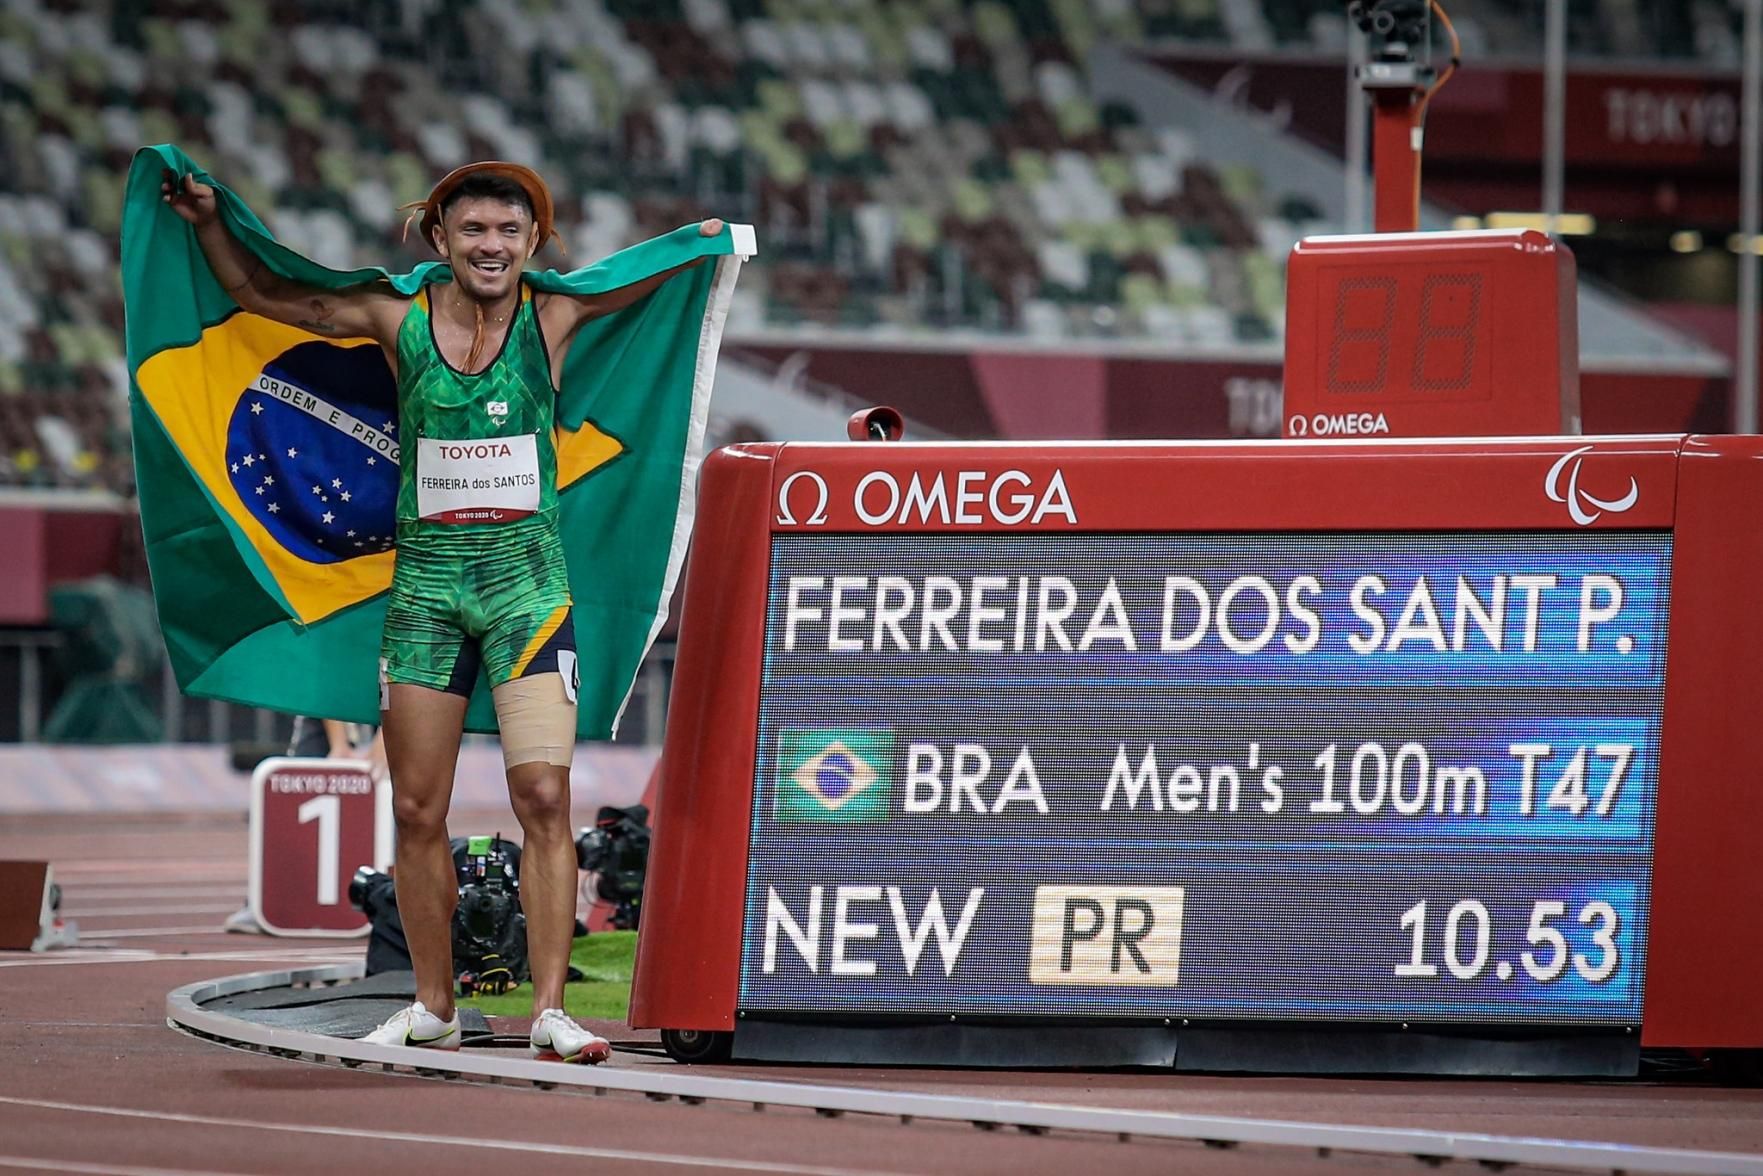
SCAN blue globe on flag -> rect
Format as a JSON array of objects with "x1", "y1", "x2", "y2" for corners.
[{"x1": 224, "y1": 341, "x2": 400, "y2": 565}]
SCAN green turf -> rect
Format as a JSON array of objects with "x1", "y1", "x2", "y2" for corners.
[{"x1": 458, "y1": 931, "x2": 636, "y2": 1021}]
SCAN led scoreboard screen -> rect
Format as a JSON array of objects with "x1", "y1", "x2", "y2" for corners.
[{"x1": 738, "y1": 531, "x2": 1670, "y2": 1027}]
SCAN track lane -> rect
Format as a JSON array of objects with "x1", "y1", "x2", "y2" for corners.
[{"x1": 4, "y1": 813, "x2": 1763, "y2": 1175}]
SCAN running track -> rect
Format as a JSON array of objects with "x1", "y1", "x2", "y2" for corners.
[{"x1": 2, "y1": 812, "x2": 1761, "y2": 1175}]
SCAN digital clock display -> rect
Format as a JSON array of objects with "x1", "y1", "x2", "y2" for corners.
[
  {"x1": 1320, "y1": 265, "x2": 1490, "y2": 400},
  {"x1": 1283, "y1": 230, "x2": 1577, "y2": 438}
]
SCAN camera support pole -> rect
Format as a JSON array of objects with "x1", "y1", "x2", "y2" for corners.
[
  {"x1": 1362, "y1": 62, "x2": 1430, "y2": 233},
  {"x1": 1350, "y1": 1, "x2": 1443, "y2": 233}
]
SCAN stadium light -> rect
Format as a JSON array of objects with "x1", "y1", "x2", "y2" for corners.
[{"x1": 1486, "y1": 211, "x2": 1596, "y2": 235}]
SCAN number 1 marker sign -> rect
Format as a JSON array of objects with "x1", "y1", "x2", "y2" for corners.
[{"x1": 248, "y1": 757, "x2": 391, "y2": 937}]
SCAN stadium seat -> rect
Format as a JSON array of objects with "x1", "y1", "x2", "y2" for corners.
[{"x1": 0, "y1": 0, "x2": 1368, "y2": 489}]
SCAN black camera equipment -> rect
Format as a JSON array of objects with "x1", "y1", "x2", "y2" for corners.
[
  {"x1": 1348, "y1": 0, "x2": 1432, "y2": 65},
  {"x1": 575, "y1": 804, "x2": 652, "y2": 931},
  {"x1": 345, "y1": 834, "x2": 529, "y2": 993},
  {"x1": 451, "y1": 834, "x2": 528, "y2": 996},
  {"x1": 347, "y1": 864, "x2": 411, "y2": 976}
]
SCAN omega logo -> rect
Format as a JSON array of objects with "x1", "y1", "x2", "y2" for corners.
[{"x1": 776, "y1": 471, "x2": 829, "y2": 526}]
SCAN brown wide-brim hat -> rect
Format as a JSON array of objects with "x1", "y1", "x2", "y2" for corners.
[{"x1": 402, "y1": 161, "x2": 560, "y2": 254}]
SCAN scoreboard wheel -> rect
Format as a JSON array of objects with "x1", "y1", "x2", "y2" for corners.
[{"x1": 661, "y1": 1028, "x2": 732, "y2": 1064}]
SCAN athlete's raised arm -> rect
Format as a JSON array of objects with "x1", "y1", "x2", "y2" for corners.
[
  {"x1": 161, "y1": 169, "x2": 405, "y2": 346},
  {"x1": 536, "y1": 218, "x2": 724, "y2": 369}
]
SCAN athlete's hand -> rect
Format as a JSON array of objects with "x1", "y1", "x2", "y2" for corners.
[
  {"x1": 698, "y1": 218, "x2": 724, "y2": 237},
  {"x1": 161, "y1": 168, "x2": 218, "y2": 227}
]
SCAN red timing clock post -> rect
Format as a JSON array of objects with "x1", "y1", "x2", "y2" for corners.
[{"x1": 1282, "y1": 229, "x2": 1581, "y2": 440}]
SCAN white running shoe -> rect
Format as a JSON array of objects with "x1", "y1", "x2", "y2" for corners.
[
  {"x1": 530, "y1": 1008, "x2": 610, "y2": 1064},
  {"x1": 360, "y1": 1001, "x2": 461, "y2": 1050}
]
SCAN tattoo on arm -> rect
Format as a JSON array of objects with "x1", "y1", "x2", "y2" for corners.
[{"x1": 296, "y1": 297, "x2": 342, "y2": 335}]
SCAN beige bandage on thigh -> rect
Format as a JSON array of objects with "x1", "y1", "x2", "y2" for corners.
[{"x1": 492, "y1": 675, "x2": 577, "y2": 769}]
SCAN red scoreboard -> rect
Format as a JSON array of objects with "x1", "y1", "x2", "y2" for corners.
[
  {"x1": 631, "y1": 433, "x2": 1763, "y2": 1074},
  {"x1": 1284, "y1": 230, "x2": 1580, "y2": 439}
]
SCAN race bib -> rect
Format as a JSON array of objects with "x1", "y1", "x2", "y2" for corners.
[{"x1": 417, "y1": 434, "x2": 540, "y2": 524}]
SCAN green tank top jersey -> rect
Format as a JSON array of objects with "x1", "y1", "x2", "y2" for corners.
[
  {"x1": 380, "y1": 280, "x2": 576, "y2": 697},
  {"x1": 394, "y1": 281, "x2": 559, "y2": 545}
]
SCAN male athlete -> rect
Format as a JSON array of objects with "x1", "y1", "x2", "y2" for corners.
[{"x1": 164, "y1": 162, "x2": 721, "y2": 1062}]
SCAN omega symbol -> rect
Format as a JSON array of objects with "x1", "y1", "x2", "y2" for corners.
[{"x1": 776, "y1": 471, "x2": 829, "y2": 526}]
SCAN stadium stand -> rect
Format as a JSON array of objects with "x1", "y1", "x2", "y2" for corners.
[
  {"x1": 0, "y1": 0, "x2": 1740, "y2": 494},
  {"x1": 0, "y1": 0, "x2": 1343, "y2": 493}
]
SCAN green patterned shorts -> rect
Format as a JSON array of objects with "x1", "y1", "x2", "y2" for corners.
[{"x1": 380, "y1": 519, "x2": 575, "y2": 698}]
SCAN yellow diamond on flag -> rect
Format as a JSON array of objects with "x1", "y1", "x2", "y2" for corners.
[{"x1": 792, "y1": 741, "x2": 879, "y2": 810}]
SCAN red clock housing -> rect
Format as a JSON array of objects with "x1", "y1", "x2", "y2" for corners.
[{"x1": 1283, "y1": 229, "x2": 1580, "y2": 439}]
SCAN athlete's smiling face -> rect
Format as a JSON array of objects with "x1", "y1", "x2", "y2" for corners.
[{"x1": 433, "y1": 196, "x2": 537, "y2": 303}]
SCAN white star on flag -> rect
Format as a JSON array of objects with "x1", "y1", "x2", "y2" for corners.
[
  {"x1": 254, "y1": 486, "x2": 264, "y2": 495},
  {"x1": 242, "y1": 455, "x2": 254, "y2": 467},
  {"x1": 312, "y1": 484, "x2": 323, "y2": 495},
  {"x1": 287, "y1": 447, "x2": 298, "y2": 458},
  {"x1": 381, "y1": 420, "x2": 394, "y2": 432},
  {"x1": 322, "y1": 511, "x2": 335, "y2": 524},
  {"x1": 230, "y1": 463, "x2": 238, "y2": 473},
  {"x1": 366, "y1": 457, "x2": 376, "y2": 466},
  {"x1": 346, "y1": 530, "x2": 356, "y2": 538},
  {"x1": 250, "y1": 403, "x2": 263, "y2": 415},
  {"x1": 331, "y1": 478, "x2": 342, "y2": 489},
  {"x1": 262, "y1": 476, "x2": 273, "y2": 486},
  {"x1": 340, "y1": 491, "x2": 351, "y2": 502},
  {"x1": 267, "y1": 503, "x2": 280, "y2": 514}
]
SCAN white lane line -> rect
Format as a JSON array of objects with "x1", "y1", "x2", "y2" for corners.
[
  {"x1": 59, "y1": 876, "x2": 242, "y2": 884},
  {"x1": 0, "y1": 1155, "x2": 243, "y2": 1176},
  {"x1": 9, "y1": 1021, "x2": 164, "y2": 1029},
  {"x1": 48, "y1": 879, "x2": 245, "y2": 888},
  {"x1": 63, "y1": 888, "x2": 243, "y2": 899},
  {"x1": 48, "y1": 869, "x2": 243, "y2": 878},
  {"x1": 0, "y1": 949, "x2": 357, "y2": 969},
  {"x1": 0, "y1": 1096, "x2": 902, "y2": 1176},
  {"x1": 63, "y1": 906, "x2": 240, "y2": 918},
  {"x1": 78, "y1": 927, "x2": 237, "y2": 940},
  {"x1": 47, "y1": 874, "x2": 245, "y2": 881}
]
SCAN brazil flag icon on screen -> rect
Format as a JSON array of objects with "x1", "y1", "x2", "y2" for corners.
[{"x1": 775, "y1": 729, "x2": 895, "y2": 823}]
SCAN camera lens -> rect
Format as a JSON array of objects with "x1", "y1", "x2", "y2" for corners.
[
  {"x1": 576, "y1": 827, "x2": 611, "y2": 872},
  {"x1": 348, "y1": 865, "x2": 382, "y2": 912}
]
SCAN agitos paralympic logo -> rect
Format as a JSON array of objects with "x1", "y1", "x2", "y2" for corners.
[
  {"x1": 1545, "y1": 445, "x2": 1639, "y2": 526},
  {"x1": 774, "y1": 729, "x2": 895, "y2": 823}
]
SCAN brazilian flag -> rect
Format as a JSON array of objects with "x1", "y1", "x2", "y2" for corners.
[
  {"x1": 122, "y1": 144, "x2": 753, "y2": 736},
  {"x1": 773, "y1": 729, "x2": 895, "y2": 823}
]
